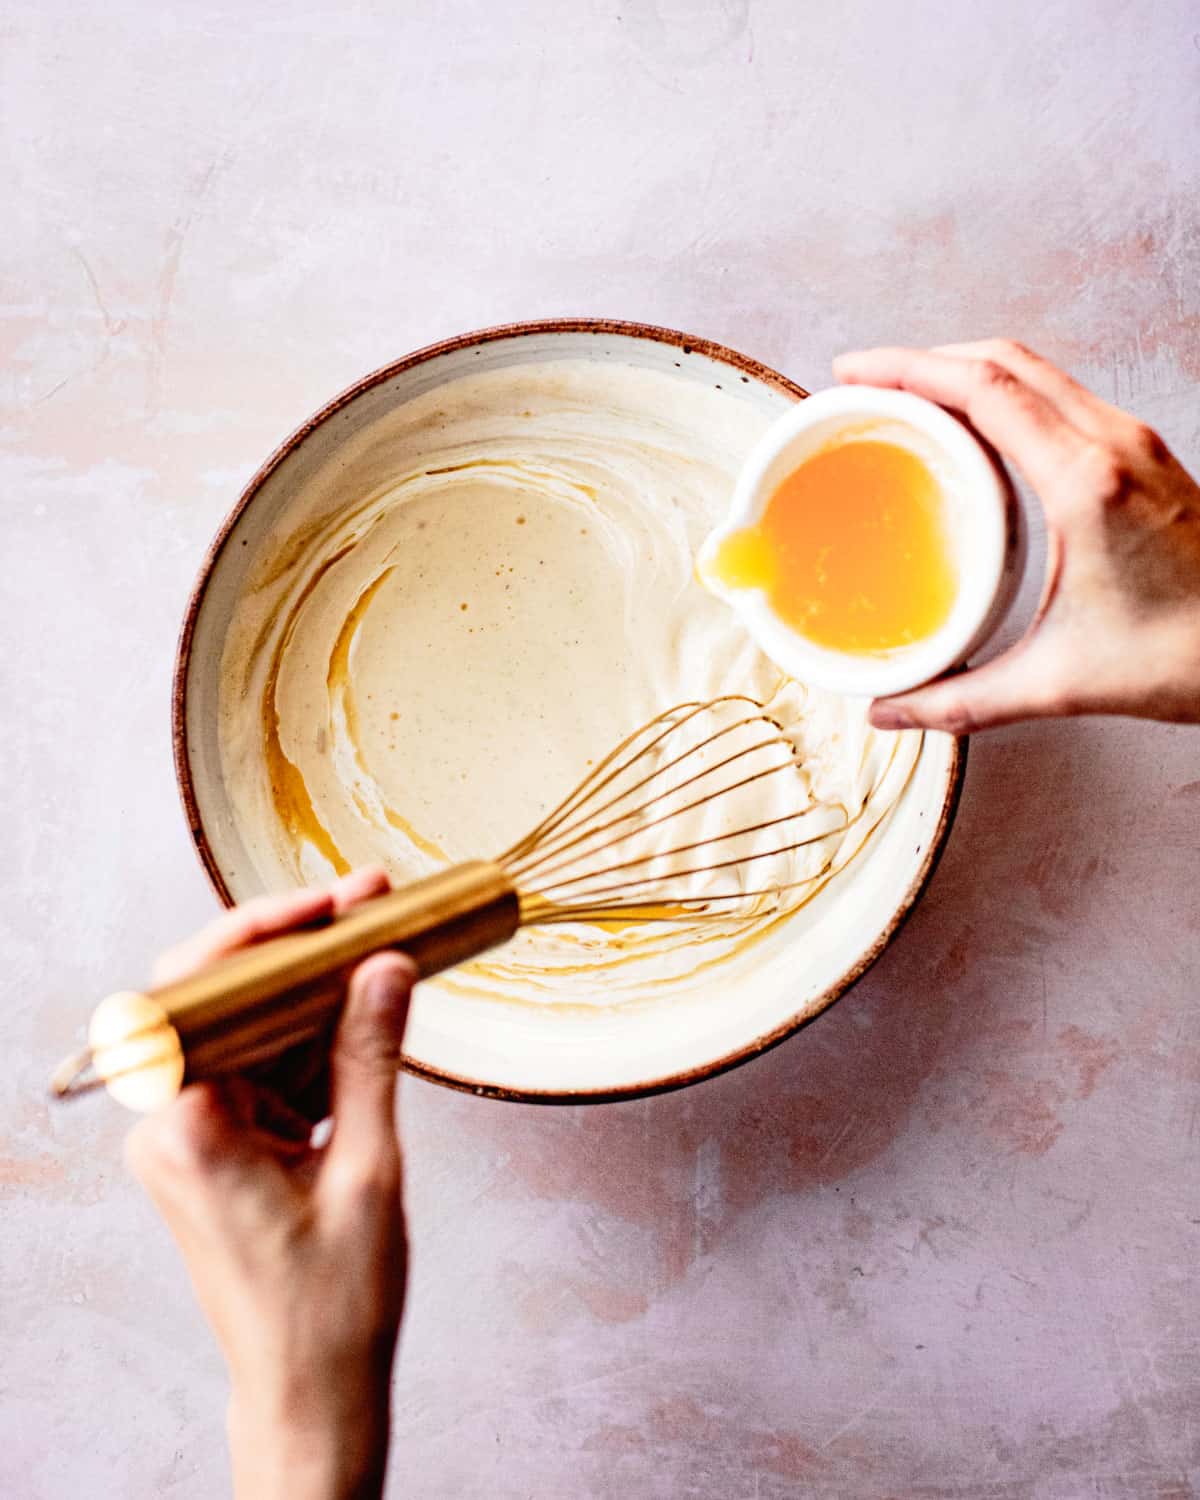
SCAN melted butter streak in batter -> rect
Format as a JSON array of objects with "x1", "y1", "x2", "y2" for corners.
[
  {"x1": 222, "y1": 361, "x2": 923, "y2": 1007},
  {"x1": 261, "y1": 543, "x2": 357, "y2": 876}
]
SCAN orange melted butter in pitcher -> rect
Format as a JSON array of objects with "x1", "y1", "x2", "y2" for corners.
[{"x1": 707, "y1": 434, "x2": 958, "y2": 655}]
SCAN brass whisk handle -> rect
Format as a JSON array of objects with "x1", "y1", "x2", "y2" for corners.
[
  {"x1": 64, "y1": 861, "x2": 519, "y2": 1107},
  {"x1": 177, "y1": 860, "x2": 519, "y2": 1082}
]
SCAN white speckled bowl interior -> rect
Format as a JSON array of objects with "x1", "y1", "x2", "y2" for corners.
[{"x1": 174, "y1": 320, "x2": 964, "y2": 1102}]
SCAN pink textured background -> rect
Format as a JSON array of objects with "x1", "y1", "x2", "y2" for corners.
[{"x1": 2, "y1": 2, "x2": 1198, "y2": 1495}]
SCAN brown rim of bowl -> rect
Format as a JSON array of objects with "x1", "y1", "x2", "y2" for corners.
[{"x1": 172, "y1": 316, "x2": 966, "y2": 1105}]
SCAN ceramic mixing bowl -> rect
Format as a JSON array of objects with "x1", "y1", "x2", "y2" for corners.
[{"x1": 173, "y1": 319, "x2": 964, "y2": 1102}]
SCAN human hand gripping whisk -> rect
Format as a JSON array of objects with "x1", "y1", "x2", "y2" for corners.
[{"x1": 50, "y1": 695, "x2": 900, "y2": 1111}]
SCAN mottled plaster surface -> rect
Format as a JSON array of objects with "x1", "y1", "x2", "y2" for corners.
[{"x1": 2, "y1": 2, "x2": 1198, "y2": 1495}]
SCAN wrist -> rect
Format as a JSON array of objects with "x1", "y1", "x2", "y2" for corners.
[{"x1": 228, "y1": 1377, "x2": 391, "y2": 1500}]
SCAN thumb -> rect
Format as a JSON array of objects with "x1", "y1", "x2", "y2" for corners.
[
  {"x1": 324, "y1": 952, "x2": 416, "y2": 1178},
  {"x1": 868, "y1": 640, "x2": 1068, "y2": 735}
]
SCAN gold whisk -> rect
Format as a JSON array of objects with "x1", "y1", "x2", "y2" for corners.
[{"x1": 50, "y1": 695, "x2": 855, "y2": 1112}]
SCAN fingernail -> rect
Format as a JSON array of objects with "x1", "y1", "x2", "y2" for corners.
[{"x1": 869, "y1": 703, "x2": 915, "y2": 731}]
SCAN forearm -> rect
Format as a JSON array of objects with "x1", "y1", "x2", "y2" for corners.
[{"x1": 128, "y1": 888, "x2": 412, "y2": 1500}]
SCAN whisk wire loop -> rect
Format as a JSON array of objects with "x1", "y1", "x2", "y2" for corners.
[
  {"x1": 500, "y1": 695, "x2": 767, "y2": 870},
  {"x1": 498, "y1": 694, "x2": 832, "y2": 921},
  {"x1": 508, "y1": 745, "x2": 799, "y2": 890}
]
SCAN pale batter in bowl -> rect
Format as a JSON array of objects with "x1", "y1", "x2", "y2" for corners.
[{"x1": 217, "y1": 360, "x2": 921, "y2": 1009}]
